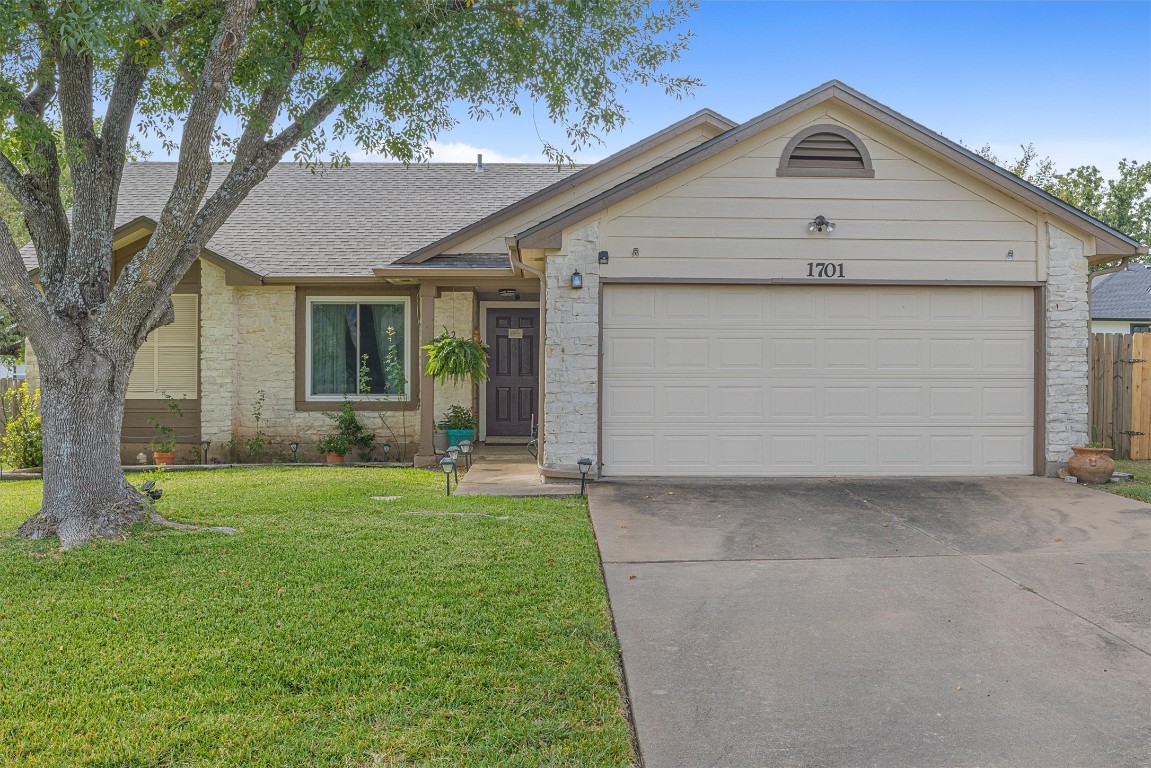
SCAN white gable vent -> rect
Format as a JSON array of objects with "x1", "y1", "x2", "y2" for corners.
[{"x1": 778, "y1": 124, "x2": 874, "y2": 178}]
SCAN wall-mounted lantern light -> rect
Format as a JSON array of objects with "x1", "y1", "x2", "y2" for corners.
[
  {"x1": 439, "y1": 456, "x2": 455, "y2": 495},
  {"x1": 288, "y1": 441, "x2": 299, "y2": 463},
  {"x1": 570, "y1": 269, "x2": 584, "y2": 289},
  {"x1": 808, "y1": 215, "x2": 835, "y2": 233},
  {"x1": 577, "y1": 457, "x2": 593, "y2": 495}
]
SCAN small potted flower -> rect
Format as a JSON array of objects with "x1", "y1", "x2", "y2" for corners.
[
  {"x1": 440, "y1": 405, "x2": 478, "y2": 448},
  {"x1": 149, "y1": 426, "x2": 177, "y2": 466},
  {"x1": 318, "y1": 434, "x2": 351, "y2": 465}
]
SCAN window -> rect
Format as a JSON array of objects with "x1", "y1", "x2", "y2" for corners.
[
  {"x1": 307, "y1": 297, "x2": 410, "y2": 400},
  {"x1": 778, "y1": 124, "x2": 874, "y2": 178},
  {"x1": 1132, "y1": 324, "x2": 1150, "y2": 334},
  {"x1": 127, "y1": 293, "x2": 198, "y2": 399}
]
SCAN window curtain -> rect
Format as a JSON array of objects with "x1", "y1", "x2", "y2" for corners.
[
  {"x1": 364, "y1": 303, "x2": 406, "y2": 395},
  {"x1": 311, "y1": 303, "x2": 355, "y2": 395}
]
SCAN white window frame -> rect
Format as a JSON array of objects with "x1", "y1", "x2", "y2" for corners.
[{"x1": 305, "y1": 295, "x2": 412, "y2": 402}]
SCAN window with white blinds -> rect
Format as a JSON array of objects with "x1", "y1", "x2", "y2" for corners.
[{"x1": 127, "y1": 293, "x2": 199, "y2": 399}]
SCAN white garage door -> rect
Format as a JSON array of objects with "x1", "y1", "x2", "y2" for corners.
[{"x1": 601, "y1": 285, "x2": 1035, "y2": 476}]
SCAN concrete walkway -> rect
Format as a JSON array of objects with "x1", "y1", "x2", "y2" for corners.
[
  {"x1": 590, "y1": 477, "x2": 1151, "y2": 768},
  {"x1": 453, "y1": 446, "x2": 581, "y2": 496}
]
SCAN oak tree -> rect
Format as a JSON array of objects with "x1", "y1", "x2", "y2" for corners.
[{"x1": 0, "y1": 0, "x2": 697, "y2": 547}]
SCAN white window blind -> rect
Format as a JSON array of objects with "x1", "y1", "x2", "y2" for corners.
[{"x1": 127, "y1": 293, "x2": 198, "y2": 399}]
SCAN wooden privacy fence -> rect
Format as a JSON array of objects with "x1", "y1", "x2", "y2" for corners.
[{"x1": 1088, "y1": 333, "x2": 1151, "y2": 459}]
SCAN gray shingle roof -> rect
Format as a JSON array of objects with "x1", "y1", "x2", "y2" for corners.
[
  {"x1": 23, "y1": 162, "x2": 576, "y2": 278},
  {"x1": 1092, "y1": 264, "x2": 1151, "y2": 319}
]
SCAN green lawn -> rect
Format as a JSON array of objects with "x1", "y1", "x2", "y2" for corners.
[
  {"x1": 0, "y1": 468, "x2": 633, "y2": 767},
  {"x1": 1100, "y1": 459, "x2": 1151, "y2": 503}
]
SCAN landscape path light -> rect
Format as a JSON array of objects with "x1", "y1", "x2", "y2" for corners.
[
  {"x1": 577, "y1": 458, "x2": 593, "y2": 496},
  {"x1": 289, "y1": 441, "x2": 299, "y2": 463},
  {"x1": 201, "y1": 439, "x2": 212, "y2": 464},
  {"x1": 447, "y1": 445, "x2": 461, "y2": 483},
  {"x1": 439, "y1": 456, "x2": 456, "y2": 496},
  {"x1": 458, "y1": 440, "x2": 473, "y2": 467}
]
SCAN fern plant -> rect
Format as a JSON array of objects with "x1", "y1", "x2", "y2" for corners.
[{"x1": 422, "y1": 330, "x2": 489, "y2": 384}]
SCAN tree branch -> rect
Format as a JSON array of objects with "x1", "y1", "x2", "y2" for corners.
[{"x1": 0, "y1": 218, "x2": 53, "y2": 341}]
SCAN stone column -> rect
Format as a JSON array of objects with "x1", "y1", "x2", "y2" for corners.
[{"x1": 1045, "y1": 223, "x2": 1090, "y2": 473}]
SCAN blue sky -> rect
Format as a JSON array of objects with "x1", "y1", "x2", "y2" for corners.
[{"x1": 415, "y1": 0, "x2": 1151, "y2": 173}]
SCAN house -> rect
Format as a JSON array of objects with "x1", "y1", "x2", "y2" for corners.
[
  {"x1": 22, "y1": 81, "x2": 1146, "y2": 476},
  {"x1": 1091, "y1": 263, "x2": 1151, "y2": 334}
]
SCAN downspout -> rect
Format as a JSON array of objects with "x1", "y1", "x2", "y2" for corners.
[{"x1": 505, "y1": 236, "x2": 583, "y2": 481}]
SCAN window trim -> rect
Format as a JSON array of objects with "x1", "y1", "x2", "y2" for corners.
[
  {"x1": 777, "y1": 123, "x2": 875, "y2": 178},
  {"x1": 304, "y1": 295, "x2": 412, "y2": 402}
]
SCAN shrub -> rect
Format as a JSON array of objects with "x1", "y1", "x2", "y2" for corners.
[
  {"x1": 326, "y1": 399, "x2": 374, "y2": 461},
  {"x1": 2, "y1": 383, "x2": 42, "y2": 469},
  {"x1": 440, "y1": 404, "x2": 478, "y2": 431}
]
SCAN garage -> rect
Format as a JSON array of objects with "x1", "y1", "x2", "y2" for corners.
[{"x1": 601, "y1": 284, "x2": 1036, "y2": 476}]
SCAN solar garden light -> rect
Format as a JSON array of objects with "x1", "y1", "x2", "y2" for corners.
[
  {"x1": 381, "y1": 443, "x2": 392, "y2": 462},
  {"x1": 447, "y1": 445, "x2": 461, "y2": 483},
  {"x1": 577, "y1": 457, "x2": 593, "y2": 496},
  {"x1": 201, "y1": 439, "x2": 211, "y2": 464},
  {"x1": 289, "y1": 441, "x2": 299, "y2": 463},
  {"x1": 458, "y1": 440, "x2": 473, "y2": 468},
  {"x1": 439, "y1": 456, "x2": 456, "y2": 495}
]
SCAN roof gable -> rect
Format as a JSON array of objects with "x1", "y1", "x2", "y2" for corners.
[
  {"x1": 395, "y1": 108, "x2": 736, "y2": 263},
  {"x1": 517, "y1": 81, "x2": 1144, "y2": 259}
]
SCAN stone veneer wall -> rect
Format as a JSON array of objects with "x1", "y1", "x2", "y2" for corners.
[
  {"x1": 199, "y1": 263, "x2": 474, "y2": 461},
  {"x1": 542, "y1": 220, "x2": 601, "y2": 472},
  {"x1": 1044, "y1": 223, "x2": 1091, "y2": 472}
]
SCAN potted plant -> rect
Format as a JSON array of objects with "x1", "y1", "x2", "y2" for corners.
[
  {"x1": 147, "y1": 395, "x2": 183, "y2": 466},
  {"x1": 422, "y1": 330, "x2": 489, "y2": 384},
  {"x1": 318, "y1": 434, "x2": 350, "y2": 465},
  {"x1": 440, "y1": 405, "x2": 478, "y2": 447},
  {"x1": 1067, "y1": 427, "x2": 1115, "y2": 484}
]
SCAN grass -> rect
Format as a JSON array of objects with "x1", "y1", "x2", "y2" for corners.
[
  {"x1": 1098, "y1": 459, "x2": 1151, "y2": 503},
  {"x1": 0, "y1": 468, "x2": 633, "y2": 767}
]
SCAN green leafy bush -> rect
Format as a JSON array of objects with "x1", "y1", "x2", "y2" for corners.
[
  {"x1": 325, "y1": 399, "x2": 374, "y2": 460},
  {"x1": 1, "y1": 383, "x2": 42, "y2": 469},
  {"x1": 440, "y1": 404, "x2": 478, "y2": 431}
]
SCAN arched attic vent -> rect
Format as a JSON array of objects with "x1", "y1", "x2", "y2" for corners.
[{"x1": 777, "y1": 124, "x2": 874, "y2": 178}]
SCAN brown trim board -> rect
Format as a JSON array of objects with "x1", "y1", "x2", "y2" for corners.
[{"x1": 1034, "y1": 285, "x2": 1047, "y2": 477}]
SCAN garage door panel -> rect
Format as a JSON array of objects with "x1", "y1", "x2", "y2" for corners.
[
  {"x1": 603, "y1": 379, "x2": 1033, "y2": 425},
  {"x1": 602, "y1": 285, "x2": 1035, "y2": 476}
]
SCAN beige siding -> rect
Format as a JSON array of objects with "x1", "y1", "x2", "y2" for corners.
[
  {"x1": 596, "y1": 109, "x2": 1041, "y2": 283},
  {"x1": 456, "y1": 123, "x2": 725, "y2": 255}
]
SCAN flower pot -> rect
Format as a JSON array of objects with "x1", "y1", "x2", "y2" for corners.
[
  {"x1": 434, "y1": 429, "x2": 448, "y2": 453},
  {"x1": 446, "y1": 428, "x2": 476, "y2": 447},
  {"x1": 1067, "y1": 446, "x2": 1115, "y2": 484},
  {"x1": 325, "y1": 452, "x2": 346, "y2": 465},
  {"x1": 152, "y1": 451, "x2": 176, "y2": 466}
]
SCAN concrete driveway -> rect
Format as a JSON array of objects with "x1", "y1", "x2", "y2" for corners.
[{"x1": 589, "y1": 477, "x2": 1151, "y2": 768}]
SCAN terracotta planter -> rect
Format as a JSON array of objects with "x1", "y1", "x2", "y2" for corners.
[
  {"x1": 325, "y1": 452, "x2": 346, "y2": 465},
  {"x1": 1067, "y1": 446, "x2": 1115, "y2": 484},
  {"x1": 152, "y1": 451, "x2": 176, "y2": 466}
]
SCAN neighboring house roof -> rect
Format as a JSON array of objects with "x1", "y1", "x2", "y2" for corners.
[
  {"x1": 1091, "y1": 264, "x2": 1151, "y2": 319},
  {"x1": 22, "y1": 162, "x2": 577, "y2": 279},
  {"x1": 515, "y1": 80, "x2": 1146, "y2": 259}
]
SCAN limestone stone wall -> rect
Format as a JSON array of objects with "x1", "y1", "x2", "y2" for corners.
[
  {"x1": 542, "y1": 220, "x2": 600, "y2": 473},
  {"x1": 1045, "y1": 223, "x2": 1091, "y2": 472},
  {"x1": 197, "y1": 274, "x2": 475, "y2": 461}
]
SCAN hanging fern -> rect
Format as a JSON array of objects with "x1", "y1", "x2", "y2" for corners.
[{"x1": 422, "y1": 329, "x2": 490, "y2": 384}]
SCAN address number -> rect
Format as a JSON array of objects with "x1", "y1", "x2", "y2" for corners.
[{"x1": 807, "y1": 262, "x2": 846, "y2": 278}]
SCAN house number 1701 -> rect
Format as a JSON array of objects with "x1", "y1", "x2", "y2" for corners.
[{"x1": 807, "y1": 262, "x2": 846, "y2": 278}]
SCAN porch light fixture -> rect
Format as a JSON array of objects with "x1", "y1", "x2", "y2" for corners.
[
  {"x1": 439, "y1": 456, "x2": 456, "y2": 495},
  {"x1": 570, "y1": 269, "x2": 584, "y2": 289},
  {"x1": 577, "y1": 457, "x2": 593, "y2": 496},
  {"x1": 447, "y1": 445, "x2": 461, "y2": 483},
  {"x1": 808, "y1": 215, "x2": 835, "y2": 233},
  {"x1": 201, "y1": 439, "x2": 212, "y2": 464},
  {"x1": 288, "y1": 441, "x2": 299, "y2": 463},
  {"x1": 459, "y1": 440, "x2": 473, "y2": 468},
  {"x1": 381, "y1": 443, "x2": 392, "y2": 462}
]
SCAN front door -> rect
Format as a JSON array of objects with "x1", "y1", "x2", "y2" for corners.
[{"x1": 486, "y1": 308, "x2": 538, "y2": 437}]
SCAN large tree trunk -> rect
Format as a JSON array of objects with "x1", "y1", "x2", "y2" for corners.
[{"x1": 18, "y1": 343, "x2": 148, "y2": 549}]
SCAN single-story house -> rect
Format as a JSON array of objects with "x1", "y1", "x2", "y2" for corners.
[
  {"x1": 1091, "y1": 263, "x2": 1151, "y2": 334},
  {"x1": 23, "y1": 81, "x2": 1147, "y2": 476}
]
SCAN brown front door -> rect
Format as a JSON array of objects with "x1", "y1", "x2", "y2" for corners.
[{"x1": 486, "y1": 307, "x2": 538, "y2": 437}]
